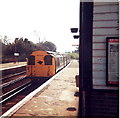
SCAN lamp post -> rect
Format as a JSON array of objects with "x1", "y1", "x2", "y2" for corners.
[
  {"x1": 14, "y1": 38, "x2": 19, "y2": 63},
  {"x1": 14, "y1": 38, "x2": 17, "y2": 63}
]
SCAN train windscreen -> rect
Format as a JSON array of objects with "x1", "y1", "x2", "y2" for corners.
[
  {"x1": 44, "y1": 55, "x2": 52, "y2": 65},
  {"x1": 28, "y1": 55, "x2": 35, "y2": 65}
]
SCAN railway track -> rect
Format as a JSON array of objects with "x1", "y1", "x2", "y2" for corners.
[
  {"x1": 0, "y1": 65, "x2": 30, "y2": 115},
  {"x1": 1, "y1": 71, "x2": 26, "y2": 84},
  {"x1": 1, "y1": 76, "x2": 31, "y2": 103},
  {"x1": 0, "y1": 65, "x2": 49, "y2": 115},
  {"x1": 1, "y1": 72, "x2": 49, "y2": 115},
  {"x1": 1, "y1": 81, "x2": 32, "y2": 115},
  {"x1": 1, "y1": 65, "x2": 26, "y2": 79},
  {"x1": 0, "y1": 69, "x2": 32, "y2": 114},
  {"x1": 0, "y1": 62, "x2": 70, "y2": 116}
]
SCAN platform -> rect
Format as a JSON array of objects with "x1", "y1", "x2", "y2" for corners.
[
  {"x1": 0, "y1": 62, "x2": 26, "y2": 70},
  {"x1": 11, "y1": 60, "x2": 79, "y2": 117}
]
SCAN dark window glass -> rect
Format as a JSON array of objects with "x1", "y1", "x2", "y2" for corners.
[
  {"x1": 28, "y1": 55, "x2": 35, "y2": 65},
  {"x1": 44, "y1": 55, "x2": 52, "y2": 65}
]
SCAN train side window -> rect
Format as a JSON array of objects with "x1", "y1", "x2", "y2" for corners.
[
  {"x1": 28, "y1": 55, "x2": 35, "y2": 65},
  {"x1": 44, "y1": 55, "x2": 53, "y2": 65}
]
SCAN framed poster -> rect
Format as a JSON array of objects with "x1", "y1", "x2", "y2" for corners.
[{"x1": 106, "y1": 37, "x2": 119, "y2": 86}]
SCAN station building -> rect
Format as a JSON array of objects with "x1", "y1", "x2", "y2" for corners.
[{"x1": 79, "y1": 1, "x2": 119, "y2": 117}]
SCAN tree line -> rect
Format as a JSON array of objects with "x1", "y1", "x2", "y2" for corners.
[{"x1": 1, "y1": 37, "x2": 57, "y2": 63}]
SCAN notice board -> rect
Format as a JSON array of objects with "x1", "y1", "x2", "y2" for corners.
[{"x1": 106, "y1": 37, "x2": 119, "y2": 86}]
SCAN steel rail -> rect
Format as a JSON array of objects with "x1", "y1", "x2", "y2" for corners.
[
  {"x1": 0, "y1": 76, "x2": 27, "y2": 88},
  {"x1": 0, "y1": 65, "x2": 26, "y2": 71},
  {"x1": 0, "y1": 71, "x2": 26, "y2": 82},
  {"x1": 0, "y1": 81, "x2": 31, "y2": 104}
]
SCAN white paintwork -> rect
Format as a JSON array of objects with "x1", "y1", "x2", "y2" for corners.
[{"x1": 92, "y1": 2, "x2": 119, "y2": 85}]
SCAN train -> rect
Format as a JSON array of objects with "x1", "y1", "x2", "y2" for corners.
[{"x1": 26, "y1": 51, "x2": 71, "y2": 80}]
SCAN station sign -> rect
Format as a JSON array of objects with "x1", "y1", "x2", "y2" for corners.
[
  {"x1": 14, "y1": 53, "x2": 19, "y2": 56},
  {"x1": 106, "y1": 37, "x2": 119, "y2": 86}
]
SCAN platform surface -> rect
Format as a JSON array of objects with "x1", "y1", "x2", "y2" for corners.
[
  {"x1": 0, "y1": 62, "x2": 26, "y2": 70},
  {"x1": 12, "y1": 60, "x2": 79, "y2": 117}
]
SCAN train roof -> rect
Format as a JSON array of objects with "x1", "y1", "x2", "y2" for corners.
[
  {"x1": 46, "y1": 51, "x2": 63, "y2": 57},
  {"x1": 30, "y1": 50, "x2": 65, "y2": 58}
]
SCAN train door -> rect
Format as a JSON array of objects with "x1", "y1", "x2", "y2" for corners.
[
  {"x1": 27, "y1": 55, "x2": 35, "y2": 76},
  {"x1": 44, "y1": 55, "x2": 55, "y2": 77},
  {"x1": 55, "y1": 57, "x2": 60, "y2": 72}
]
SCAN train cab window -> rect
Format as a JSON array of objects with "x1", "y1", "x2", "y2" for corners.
[
  {"x1": 44, "y1": 55, "x2": 52, "y2": 65},
  {"x1": 28, "y1": 55, "x2": 35, "y2": 65}
]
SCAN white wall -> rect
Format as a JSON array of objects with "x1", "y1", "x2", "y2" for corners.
[{"x1": 93, "y1": 2, "x2": 119, "y2": 85}]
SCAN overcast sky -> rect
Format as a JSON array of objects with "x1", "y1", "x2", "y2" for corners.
[{"x1": 0, "y1": 0, "x2": 79, "y2": 52}]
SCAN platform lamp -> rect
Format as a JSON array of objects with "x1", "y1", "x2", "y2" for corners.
[
  {"x1": 73, "y1": 35, "x2": 80, "y2": 39},
  {"x1": 70, "y1": 28, "x2": 78, "y2": 33},
  {"x1": 14, "y1": 38, "x2": 19, "y2": 63},
  {"x1": 70, "y1": 28, "x2": 79, "y2": 39}
]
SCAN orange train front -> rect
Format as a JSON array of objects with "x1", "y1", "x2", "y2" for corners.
[{"x1": 26, "y1": 51, "x2": 70, "y2": 80}]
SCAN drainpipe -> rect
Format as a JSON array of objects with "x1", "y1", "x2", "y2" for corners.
[{"x1": 79, "y1": 1, "x2": 93, "y2": 117}]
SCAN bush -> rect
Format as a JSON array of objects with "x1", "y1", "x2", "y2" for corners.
[{"x1": 68, "y1": 53, "x2": 79, "y2": 60}]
